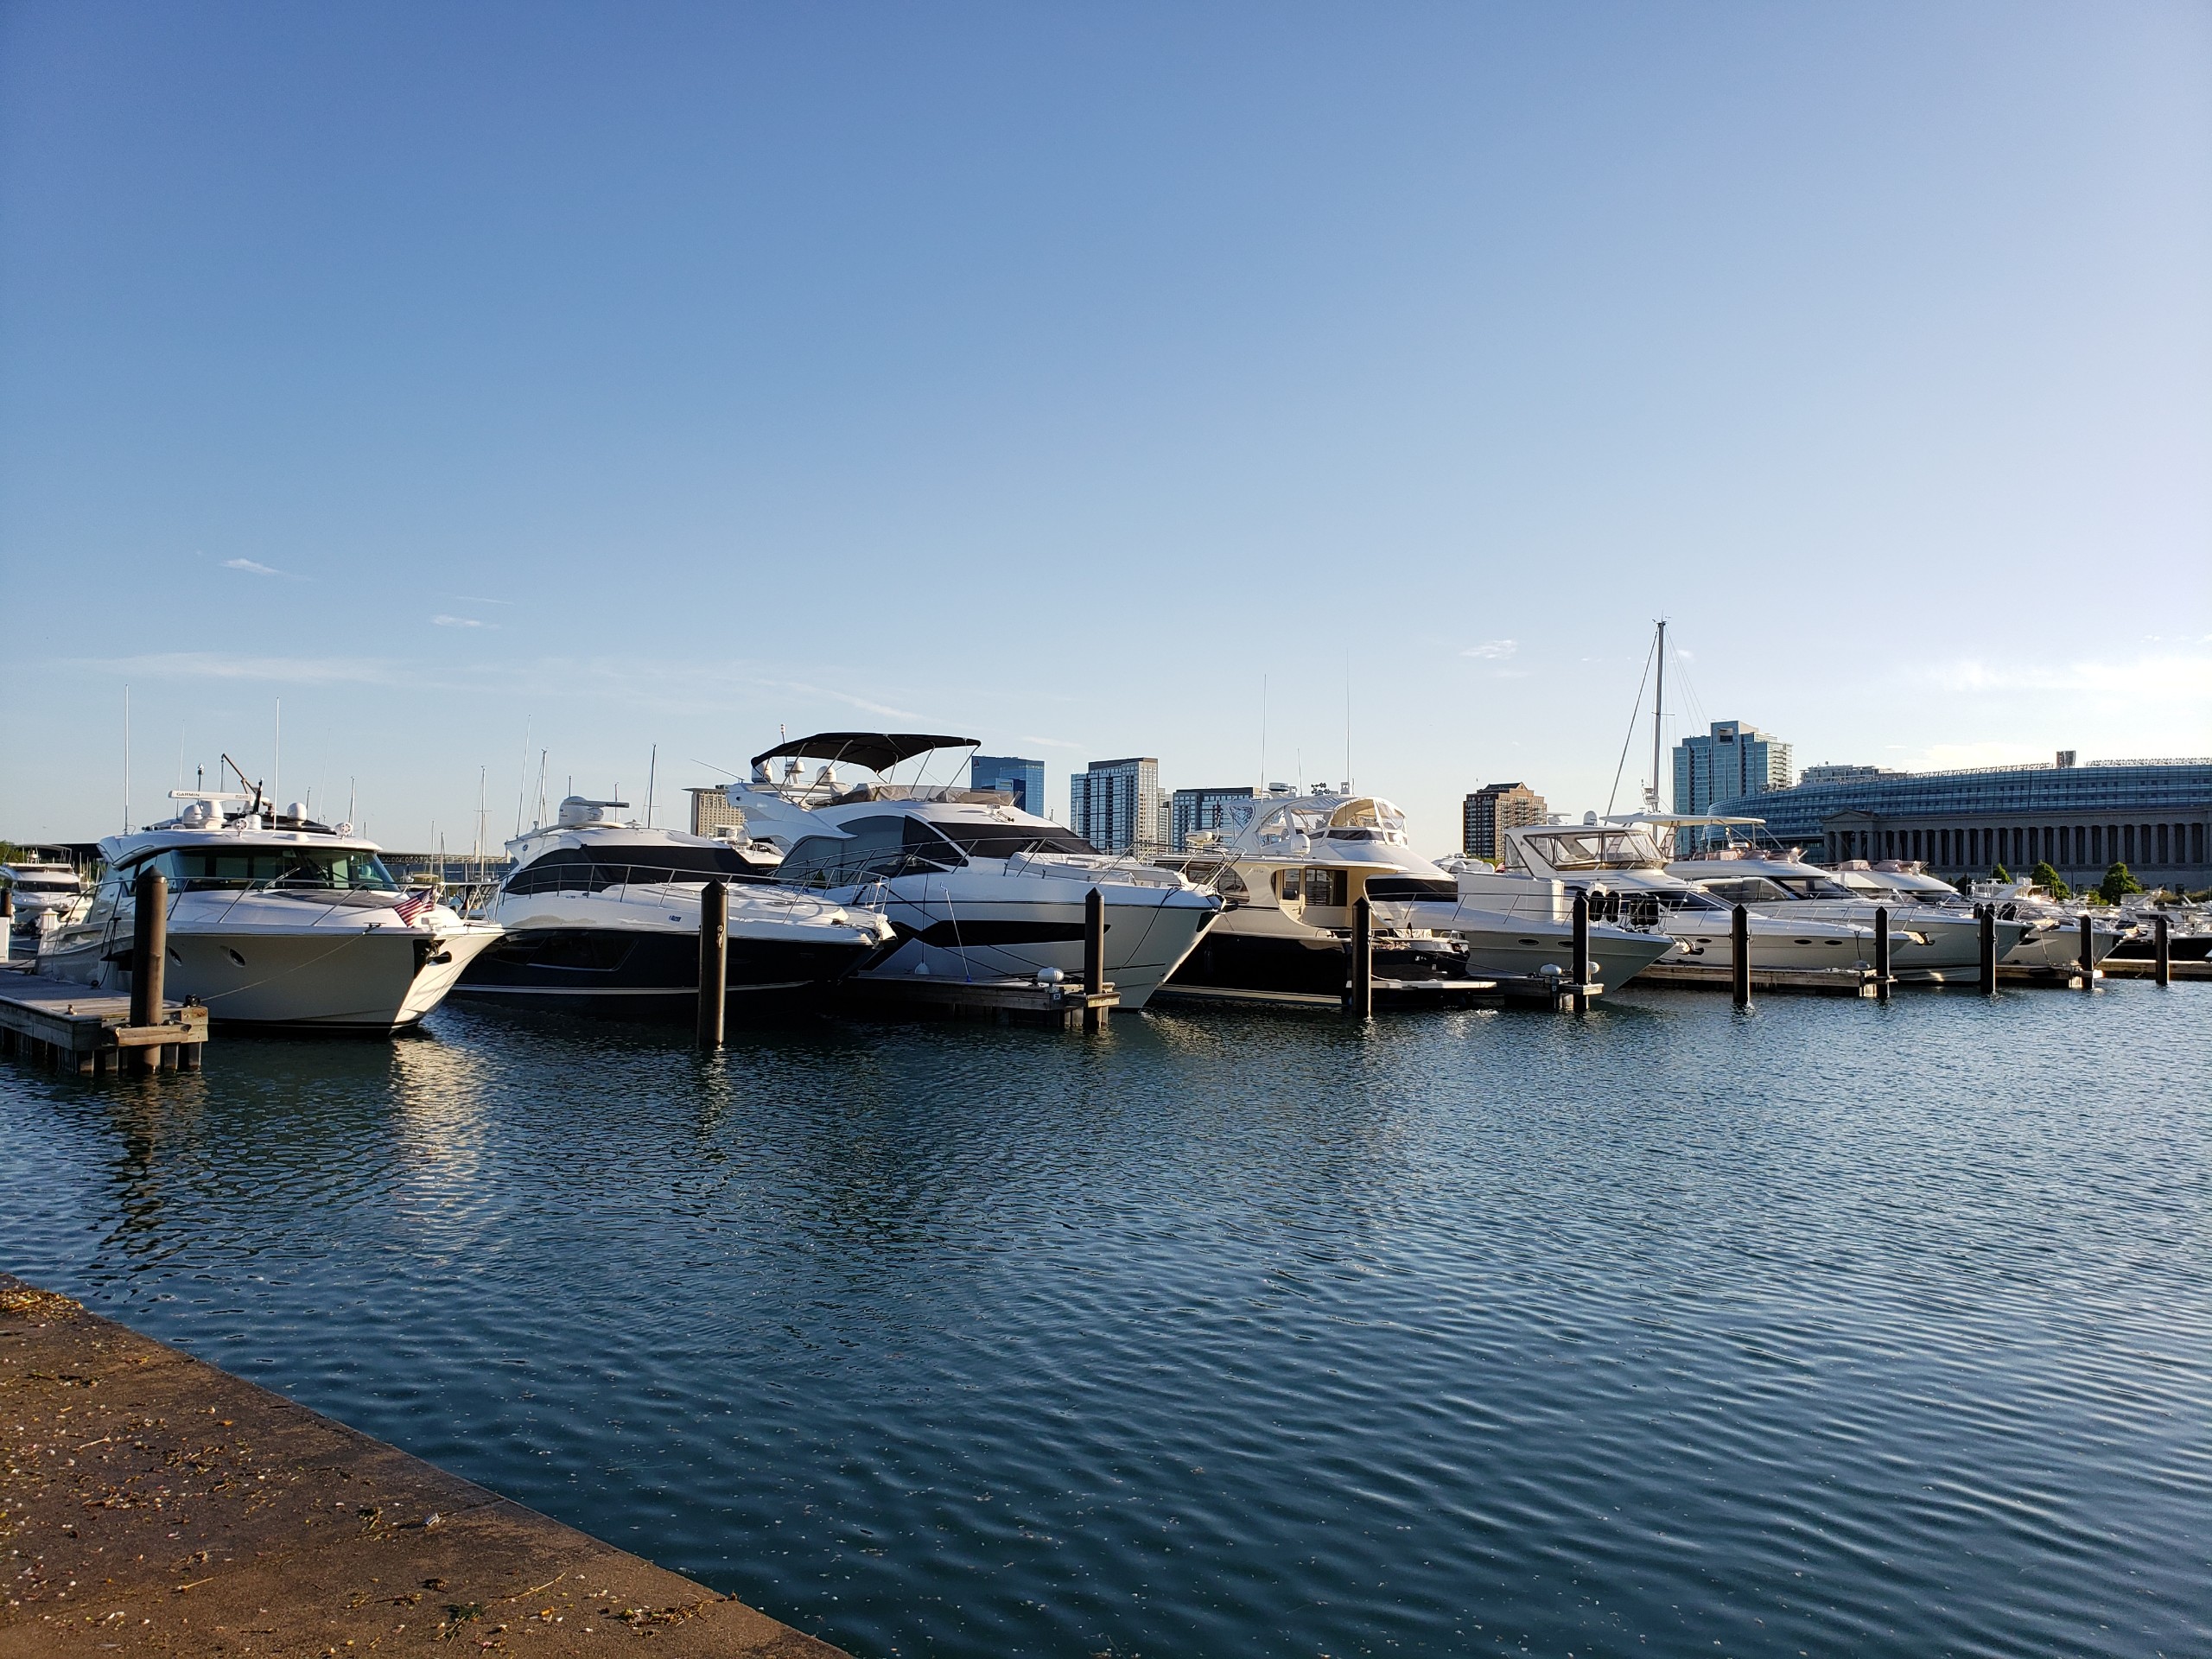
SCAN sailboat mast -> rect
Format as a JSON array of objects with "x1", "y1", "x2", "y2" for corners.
[{"x1": 1649, "y1": 620, "x2": 1666, "y2": 812}]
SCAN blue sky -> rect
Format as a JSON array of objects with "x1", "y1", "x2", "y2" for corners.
[{"x1": 3, "y1": 2, "x2": 2207, "y2": 853}]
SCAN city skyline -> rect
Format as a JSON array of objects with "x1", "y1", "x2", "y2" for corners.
[{"x1": 3, "y1": 4, "x2": 2208, "y2": 851}]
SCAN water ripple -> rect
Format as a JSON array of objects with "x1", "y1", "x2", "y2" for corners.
[{"x1": 3, "y1": 986, "x2": 2208, "y2": 1656}]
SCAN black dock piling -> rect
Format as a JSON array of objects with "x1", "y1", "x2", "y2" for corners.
[
  {"x1": 130, "y1": 870, "x2": 167, "y2": 1074},
  {"x1": 1, "y1": 887, "x2": 12, "y2": 962},
  {"x1": 1084, "y1": 887, "x2": 1106, "y2": 1032},
  {"x1": 1349, "y1": 896, "x2": 1375, "y2": 1020},
  {"x1": 1571, "y1": 891, "x2": 1591, "y2": 1014},
  {"x1": 2154, "y1": 913, "x2": 2171, "y2": 988},
  {"x1": 1731, "y1": 904, "x2": 1751, "y2": 1008},
  {"x1": 696, "y1": 880, "x2": 728, "y2": 1048},
  {"x1": 2078, "y1": 913, "x2": 2096, "y2": 989},
  {"x1": 1978, "y1": 905, "x2": 1997, "y2": 994},
  {"x1": 1873, "y1": 906, "x2": 1891, "y2": 1002}
]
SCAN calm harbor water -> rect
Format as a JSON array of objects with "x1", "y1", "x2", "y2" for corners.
[{"x1": 4, "y1": 984, "x2": 2208, "y2": 1658}]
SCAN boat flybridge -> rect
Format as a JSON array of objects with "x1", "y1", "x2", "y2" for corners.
[
  {"x1": 36, "y1": 789, "x2": 500, "y2": 1031},
  {"x1": 1851, "y1": 862, "x2": 2124, "y2": 970},
  {"x1": 457, "y1": 796, "x2": 894, "y2": 1018},
  {"x1": 726, "y1": 733, "x2": 1221, "y2": 1009},
  {"x1": 1484, "y1": 816, "x2": 1878, "y2": 973},
  {"x1": 1162, "y1": 791, "x2": 1676, "y2": 995},
  {"x1": 1652, "y1": 816, "x2": 2027, "y2": 977}
]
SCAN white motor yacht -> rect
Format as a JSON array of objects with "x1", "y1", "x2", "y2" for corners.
[
  {"x1": 728, "y1": 733, "x2": 1220, "y2": 1009},
  {"x1": 37, "y1": 791, "x2": 501, "y2": 1031},
  {"x1": 1480, "y1": 818, "x2": 1877, "y2": 973},
  {"x1": 1166, "y1": 791, "x2": 1676, "y2": 995},
  {"x1": 1846, "y1": 862, "x2": 2122, "y2": 970},
  {"x1": 3, "y1": 855, "x2": 83, "y2": 930},
  {"x1": 1667, "y1": 830, "x2": 2025, "y2": 978},
  {"x1": 455, "y1": 797, "x2": 893, "y2": 1018}
]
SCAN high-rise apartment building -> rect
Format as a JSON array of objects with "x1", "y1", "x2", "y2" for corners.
[
  {"x1": 1071, "y1": 757, "x2": 1163, "y2": 852},
  {"x1": 1674, "y1": 721, "x2": 1793, "y2": 813},
  {"x1": 1171, "y1": 785, "x2": 1255, "y2": 850},
  {"x1": 970, "y1": 754, "x2": 1046, "y2": 816},
  {"x1": 688, "y1": 785, "x2": 747, "y2": 839},
  {"x1": 1462, "y1": 783, "x2": 1547, "y2": 860}
]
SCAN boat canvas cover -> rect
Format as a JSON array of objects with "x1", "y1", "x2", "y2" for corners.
[{"x1": 749, "y1": 732, "x2": 979, "y2": 773}]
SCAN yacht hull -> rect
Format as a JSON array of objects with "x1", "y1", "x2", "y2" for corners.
[
  {"x1": 1166, "y1": 927, "x2": 1465, "y2": 997},
  {"x1": 1370, "y1": 897, "x2": 1678, "y2": 985},
  {"x1": 37, "y1": 923, "x2": 499, "y2": 1031},
  {"x1": 1651, "y1": 918, "x2": 1869, "y2": 971},
  {"x1": 855, "y1": 886, "x2": 1218, "y2": 1010},
  {"x1": 454, "y1": 925, "x2": 882, "y2": 1019}
]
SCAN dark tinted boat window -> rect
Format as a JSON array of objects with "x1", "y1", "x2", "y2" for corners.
[
  {"x1": 927, "y1": 820, "x2": 1097, "y2": 861},
  {"x1": 1363, "y1": 877, "x2": 1457, "y2": 901},
  {"x1": 503, "y1": 842, "x2": 763, "y2": 895}
]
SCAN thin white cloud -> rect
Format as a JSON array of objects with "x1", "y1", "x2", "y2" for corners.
[
  {"x1": 1016, "y1": 734, "x2": 1085, "y2": 751},
  {"x1": 81, "y1": 652, "x2": 410, "y2": 685},
  {"x1": 222, "y1": 557, "x2": 288, "y2": 577},
  {"x1": 764, "y1": 679, "x2": 918, "y2": 720},
  {"x1": 431, "y1": 614, "x2": 489, "y2": 629},
  {"x1": 453, "y1": 594, "x2": 512, "y2": 606},
  {"x1": 1923, "y1": 654, "x2": 2212, "y2": 697},
  {"x1": 1460, "y1": 639, "x2": 1516, "y2": 660}
]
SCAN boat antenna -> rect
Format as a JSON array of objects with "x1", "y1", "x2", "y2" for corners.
[
  {"x1": 273, "y1": 697, "x2": 280, "y2": 808},
  {"x1": 347, "y1": 776, "x2": 356, "y2": 824},
  {"x1": 1260, "y1": 674, "x2": 1268, "y2": 791},
  {"x1": 645, "y1": 745, "x2": 658, "y2": 829},
  {"x1": 1344, "y1": 666, "x2": 1352, "y2": 792},
  {"x1": 122, "y1": 684, "x2": 131, "y2": 833},
  {"x1": 1603, "y1": 627, "x2": 1658, "y2": 818},
  {"x1": 513, "y1": 716, "x2": 532, "y2": 837},
  {"x1": 1649, "y1": 619, "x2": 1666, "y2": 813}
]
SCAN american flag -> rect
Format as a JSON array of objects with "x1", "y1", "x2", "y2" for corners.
[{"x1": 393, "y1": 890, "x2": 435, "y2": 925}]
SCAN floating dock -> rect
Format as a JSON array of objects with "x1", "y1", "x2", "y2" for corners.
[
  {"x1": 1151, "y1": 973, "x2": 1599, "y2": 1014},
  {"x1": 1630, "y1": 962, "x2": 1881, "y2": 997},
  {"x1": 0, "y1": 966, "x2": 208, "y2": 1074},
  {"x1": 0, "y1": 1274, "x2": 848, "y2": 1658},
  {"x1": 2098, "y1": 957, "x2": 2209, "y2": 982},
  {"x1": 842, "y1": 975, "x2": 1121, "y2": 1029}
]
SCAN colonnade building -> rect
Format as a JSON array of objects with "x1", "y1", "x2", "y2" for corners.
[{"x1": 1712, "y1": 754, "x2": 2211, "y2": 891}]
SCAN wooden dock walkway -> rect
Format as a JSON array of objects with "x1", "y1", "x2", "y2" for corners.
[
  {"x1": 0, "y1": 1274, "x2": 847, "y2": 1658},
  {"x1": 0, "y1": 967, "x2": 208, "y2": 1075}
]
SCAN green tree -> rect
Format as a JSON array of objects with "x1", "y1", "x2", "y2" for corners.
[
  {"x1": 2029, "y1": 861, "x2": 2070, "y2": 899},
  {"x1": 1990, "y1": 863, "x2": 2011, "y2": 883},
  {"x1": 2099, "y1": 862, "x2": 2143, "y2": 905}
]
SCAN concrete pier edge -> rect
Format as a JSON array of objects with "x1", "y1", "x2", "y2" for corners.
[{"x1": 0, "y1": 1274, "x2": 850, "y2": 1657}]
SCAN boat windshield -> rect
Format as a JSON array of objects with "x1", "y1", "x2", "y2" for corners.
[
  {"x1": 1516, "y1": 829, "x2": 1664, "y2": 871},
  {"x1": 142, "y1": 847, "x2": 400, "y2": 892},
  {"x1": 5, "y1": 869, "x2": 79, "y2": 890},
  {"x1": 1699, "y1": 873, "x2": 1857, "y2": 903},
  {"x1": 776, "y1": 816, "x2": 963, "y2": 887}
]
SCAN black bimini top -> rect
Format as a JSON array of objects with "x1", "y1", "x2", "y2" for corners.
[{"x1": 750, "y1": 732, "x2": 979, "y2": 773}]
